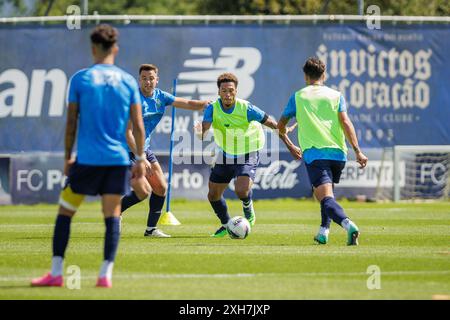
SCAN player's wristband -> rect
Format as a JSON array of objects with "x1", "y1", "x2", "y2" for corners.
[{"x1": 135, "y1": 153, "x2": 146, "y2": 162}]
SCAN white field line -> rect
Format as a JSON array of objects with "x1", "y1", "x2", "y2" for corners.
[{"x1": 1, "y1": 270, "x2": 449, "y2": 282}]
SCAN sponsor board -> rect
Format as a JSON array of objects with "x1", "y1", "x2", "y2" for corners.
[{"x1": 1, "y1": 25, "x2": 449, "y2": 153}]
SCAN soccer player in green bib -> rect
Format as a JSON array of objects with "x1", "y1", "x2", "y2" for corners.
[
  {"x1": 278, "y1": 57, "x2": 368, "y2": 246},
  {"x1": 195, "y1": 73, "x2": 282, "y2": 237}
]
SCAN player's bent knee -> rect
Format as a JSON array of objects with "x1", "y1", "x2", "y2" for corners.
[
  {"x1": 235, "y1": 188, "x2": 250, "y2": 199},
  {"x1": 136, "y1": 184, "x2": 152, "y2": 199},
  {"x1": 207, "y1": 191, "x2": 220, "y2": 201},
  {"x1": 135, "y1": 188, "x2": 150, "y2": 200},
  {"x1": 151, "y1": 180, "x2": 167, "y2": 197},
  {"x1": 314, "y1": 183, "x2": 334, "y2": 202},
  {"x1": 131, "y1": 177, "x2": 151, "y2": 200},
  {"x1": 59, "y1": 186, "x2": 85, "y2": 213}
]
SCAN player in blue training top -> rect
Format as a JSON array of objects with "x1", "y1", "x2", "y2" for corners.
[
  {"x1": 120, "y1": 64, "x2": 210, "y2": 238},
  {"x1": 31, "y1": 24, "x2": 146, "y2": 288}
]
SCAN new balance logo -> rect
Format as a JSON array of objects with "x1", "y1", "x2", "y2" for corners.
[{"x1": 177, "y1": 47, "x2": 262, "y2": 101}]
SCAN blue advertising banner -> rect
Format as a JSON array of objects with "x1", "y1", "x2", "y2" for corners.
[
  {"x1": 0, "y1": 157, "x2": 10, "y2": 204},
  {"x1": 6, "y1": 150, "x2": 448, "y2": 204},
  {"x1": 10, "y1": 154, "x2": 65, "y2": 204},
  {"x1": 0, "y1": 24, "x2": 449, "y2": 154},
  {"x1": 7, "y1": 152, "x2": 312, "y2": 204}
]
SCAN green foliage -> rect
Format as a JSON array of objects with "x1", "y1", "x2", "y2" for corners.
[
  {"x1": 0, "y1": 0, "x2": 28, "y2": 15},
  {"x1": 2, "y1": 0, "x2": 449, "y2": 16},
  {"x1": 33, "y1": 0, "x2": 200, "y2": 16},
  {"x1": 197, "y1": 0, "x2": 323, "y2": 15},
  {"x1": 197, "y1": 0, "x2": 449, "y2": 16}
]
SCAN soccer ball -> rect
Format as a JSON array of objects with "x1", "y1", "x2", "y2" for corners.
[{"x1": 226, "y1": 216, "x2": 251, "y2": 239}]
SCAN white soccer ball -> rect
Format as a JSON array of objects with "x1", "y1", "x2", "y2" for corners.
[{"x1": 226, "y1": 216, "x2": 251, "y2": 239}]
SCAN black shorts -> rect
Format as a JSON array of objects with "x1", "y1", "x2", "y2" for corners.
[
  {"x1": 129, "y1": 149, "x2": 158, "y2": 165},
  {"x1": 65, "y1": 162, "x2": 130, "y2": 196},
  {"x1": 209, "y1": 152, "x2": 259, "y2": 184},
  {"x1": 305, "y1": 159, "x2": 346, "y2": 188}
]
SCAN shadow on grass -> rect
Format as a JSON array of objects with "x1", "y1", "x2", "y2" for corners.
[
  {"x1": 122, "y1": 235, "x2": 211, "y2": 239},
  {"x1": 168, "y1": 235, "x2": 211, "y2": 239}
]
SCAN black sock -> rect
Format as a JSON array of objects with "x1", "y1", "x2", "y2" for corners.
[
  {"x1": 210, "y1": 197, "x2": 230, "y2": 225},
  {"x1": 240, "y1": 190, "x2": 253, "y2": 207},
  {"x1": 240, "y1": 192, "x2": 253, "y2": 216},
  {"x1": 321, "y1": 196, "x2": 348, "y2": 226},
  {"x1": 146, "y1": 193, "x2": 166, "y2": 228},
  {"x1": 104, "y1": 217, "x2": 121, "y2": 262},
  {"x1": 121, "y1": 191, "x2": 142, "y2": 213},
  {"x1": 52, "y1": 214, "x2": 72, "y2": 257}
]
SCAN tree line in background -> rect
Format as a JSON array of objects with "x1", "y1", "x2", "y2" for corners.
[{"x1": 1, "y1": 0, "x2": 448, "y2": 17}]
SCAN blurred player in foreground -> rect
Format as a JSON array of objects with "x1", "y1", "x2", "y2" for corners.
[
  {"x1": 31, "y1": 24, "x2": 146, "y2": 288},
  {"x1": 277, "y1": 57, "x2": 368, "y2": 245}
]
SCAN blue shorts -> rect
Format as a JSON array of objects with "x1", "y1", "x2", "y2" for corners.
[
  {"x1": 210, "y1": 152, "x2": 259, "y2": 184},
  {"x1": 129, "y1": 149, "x2": 158, "y2": 164},
  {"x1": 64, "y1": 162, "x2": 130, "y2": 196},
  {"x1": 305, "y1": 160, "x2": 346, "y2": 188}
]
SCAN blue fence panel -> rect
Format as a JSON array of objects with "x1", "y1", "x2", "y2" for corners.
[{"x1": 0, "y1": 24, "x2": 449, "y2": 153}]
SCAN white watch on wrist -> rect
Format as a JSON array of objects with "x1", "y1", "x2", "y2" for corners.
[{"x1": 135, "y1": 153, "x2": 146, "y2": 161}]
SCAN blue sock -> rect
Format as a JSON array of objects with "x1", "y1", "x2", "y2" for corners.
[
  {"x1": 52, "y1": 214, "x2": 72, "y2": 257},
  {"x1": 147, "y1": 193, "x2": 166, "y2": 228},
  {"x1": 104, "y1": 217, "x2": 121, "y2": 262},
  {"x1": 320, "y1": 205, "x2": 331, "y2": 228},
  {"x1": 121, "y1": 191, "x2": 141, "y2": 213},
  {"x1": 321, "y1": 196, "x2": 348, "y2": 226},
  {"x1": 210, "y1": 197, "x2": 230, "y2": 225}
]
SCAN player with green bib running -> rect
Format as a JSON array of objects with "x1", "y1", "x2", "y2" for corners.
[
  {"x1": 195, "y1": 73, "x2": 293, "y2": 237},
  {"x1": 278, "y1": 57, "x2": 368, "y2": 246}
]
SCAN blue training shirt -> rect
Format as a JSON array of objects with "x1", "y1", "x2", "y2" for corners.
[
  {"x1": 281, "y1": 93, "x2": 348, "y2": 164},
  {"x1": 68, "y1": 64, "x2": 141, "y2": 166},
  {"x1": 140, "y1": 88, "x2": 175, "y2": 150},
  {"x1": 203, "y1": 98, "x2": 267, "y2": 158}
]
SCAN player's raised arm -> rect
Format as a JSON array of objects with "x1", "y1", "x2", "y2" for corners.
[
  {"x1": 338, "y1": 111, "x2": 368, "y2": 168},
  {"x1": 277, "y1": 116, "x2": 302, "y2": 160},
  {"x1": 261, "y1": 115, "x2": 277, "y2": 130},
  {"x1": 172, "y1": 97, "x2": 210, "y2": 111},
  {"x1": 262, "y1": 114, "x2": 298, "y2": 133}
]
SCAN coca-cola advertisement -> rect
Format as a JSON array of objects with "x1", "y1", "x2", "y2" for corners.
[{"x1": 226, "y1": 152, "x2": 313, "y2": 199}]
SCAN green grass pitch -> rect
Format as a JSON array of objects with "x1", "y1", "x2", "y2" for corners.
[{"x1": 0, "y1": 199, "x2": 449, "y2": 299}]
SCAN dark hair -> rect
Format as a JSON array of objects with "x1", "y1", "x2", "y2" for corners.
[
  {"x1": 90, "y1": 24, "x2": 118, "y2": 51},
  {"x1": 217, "y1": 72, "x2": 238, "y2": 88},
  {"x1": 139, "y1": 64, "x2": 158, "y2": 75},
  {"x1": 303, "y1": 57, "x2": 326, "y2": 80}
]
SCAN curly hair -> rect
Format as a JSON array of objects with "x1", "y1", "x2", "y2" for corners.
[
  {"x1": 217, "y1": 72, "x2": 238, "y2": 88},
  {"x1": 303, "y1": 57, "x2": 326, "y2": 80}
]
